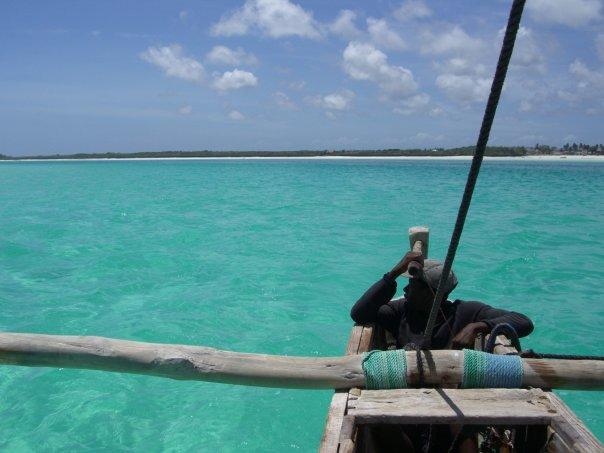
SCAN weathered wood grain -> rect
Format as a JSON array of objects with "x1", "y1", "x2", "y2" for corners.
[
  {"x1": 0, "y1": 333, "x2": 602, "y2": 391},
  {"x1": 320, "y1": 392, "x2": 349, "y2": 453},
  {"x1": 348, "y1": 388, "x2": 556, "y2": 425},
  {"x1": 409, "y1": 226, "x2": 429, "y2": 257},
  {"x1": 320, "y1": 324, "x2": 373, "y2": 453},
  {"x1": 0, "y1": 332, "x2": 365, "y2": 389},
  {"x1": 545, "y1": 393, "x2": 603, "y2": 453}
]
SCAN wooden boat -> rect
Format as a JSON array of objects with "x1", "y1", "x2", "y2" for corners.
[
  {"x1": 320, "y1": 323, "x2": 603, "y2": 452},
  {"x1": 320, "y1": 229, "x2": 603, "y2": 453}
]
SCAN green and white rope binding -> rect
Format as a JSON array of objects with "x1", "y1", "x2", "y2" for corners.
[
  {"x1": 462, "y1": 349, "x2": 523, "y2": 388},
  {"x1": 362, "y1": 349, "x2": 408, "y2": 390},
  {"x1": 362, "y1": 349, "x2": 523, "y2": 390}
]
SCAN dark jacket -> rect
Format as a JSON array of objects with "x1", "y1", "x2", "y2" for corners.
[{"x1": 350, "y1": 274, "x2": 534, "y2": 349}]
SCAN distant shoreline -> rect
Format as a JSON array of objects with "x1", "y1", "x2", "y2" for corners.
[
  {"x1": 3, "y1": 145, "x2": 603, "y2": 162},
  {"x1": 3, "y1": 155, "x2": 604, "y2": 162}
]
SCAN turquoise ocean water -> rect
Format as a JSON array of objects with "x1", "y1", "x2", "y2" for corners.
[{"x1": 0, "y1": 159, "x2": 602, "y2": 451}]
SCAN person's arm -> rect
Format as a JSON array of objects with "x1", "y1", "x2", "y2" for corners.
[
  {"x1": 376, "y1": 298, "x2": 406, "y2": 335},
  {"x1": 350, "y1": 274, "x2": 397, "y2": 324},
  {"x1": 450, "y1": 302, "x2": 534, "y2": 349},
  {"x1": 350, "y1": 251, "x2": 422, "y2": 324},
  {"x1": 474, "y1": 303, "x2": 534, "y2": 337}
]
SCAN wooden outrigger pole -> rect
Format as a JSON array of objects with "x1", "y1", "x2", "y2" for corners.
[{"x1": 0, "y1": 332, "x2": 602, "y2": 391}]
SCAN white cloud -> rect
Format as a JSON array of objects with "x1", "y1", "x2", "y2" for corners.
[
  {"x1": 229, "y1": 110, "x2": 245, "y2": 120},
  {"x1": 411, "y1": 132, "x2": 444, "y2": 143},
  {"x1": 557, "y1": 89, "x2": 578, "y2": 103},
  {"x1": 563, "y1": 134, "x2": 577, "y2": 143},
  {"x1": 435, "y1": 57, "x2": 487, "y2": 76},
  {"x1": 392, "y1": 93, "x2": 430, "y2": 115},
  {"x1": 500, "y1": 27, "x2": 546, "y2": 73},
  {"x1": 519, "y1": 100, "x2": 532, "y2": 112},
  {"x1": 393, "y1": 93, "x2": 430, "y2": 114},
  {"x1": 597, "y1": 33, "x2": 604, "y2": 61},
  {"x1": 179, "y1": 105, "x2": 193, "y2": 115},
  {"x1": 212, "y1": 69, "x2": 258, "y2": 91},
  {"x1": 211, "y1": 0, "x2": 321, "y2": 39},
  {"x1": 288, "y1": 80, "x2": 306, "y2": 90},
  {"x1": 342, "y1": 41, "x2": 418, "y2": 100},
  {"x1": 566, "y1": 60, "x2": 604, "y2": 104},
  {"x1": 206, "y1": 46, "x2": 258, "y2": 66},
  {"x1": 557, "y1": 59, "x2": 604, "y2": 111},
  {"x1": 309, "y1": 89, "x2": 355, "y2": 110},
  {"x1": 367, "y1": 18, "x2": 406, "y2": 50},
  {"x1": 274, "y1": 91, "x2": 297, "y2": 109},
  {"x1": 527, "y1": 0, "x2": 602, "y2": 27},
  {"x1": 140, "y1": 45, "x2": 205, "y2": 83},
  {"x1": 429, "y1": 106, "x2": 444, "y2": 116},
  {"x1": 329, "y1": 10, "x2": 361, "y2": 39},
  {"x1": 436, "y1": 73, "x2": 491, "y2": 103},
  {"x1": 394, "y1": 0, "x2": 432, "y2": 21},
  {"x1": 421, "y1": 26, "x2": 483, "y2": 55},
  {"x1": 570, "y1": 59, "x2": 604, "y2": 84},
  {"x1": 432, "y1": 51, "x2": 494, "y2": 106},
  {"x1": 404, "y1": 92, "x2": 430, "y2": 109}
]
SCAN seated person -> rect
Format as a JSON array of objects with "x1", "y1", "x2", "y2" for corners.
[{"x1": 351, "y1": 251, "x2": 533, "y2": 349}]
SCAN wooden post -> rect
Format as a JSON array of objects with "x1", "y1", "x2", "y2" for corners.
[
  {"x1": 0, "y1": 333, "x2": 602, "y2": 391},
  {"x1": 409, "y1": 226, "x2": 429, "y2": 257}
]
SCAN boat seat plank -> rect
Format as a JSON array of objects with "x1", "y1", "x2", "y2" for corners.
[{"x1": 348, "y1": 388, "x2": 557, "y2": 425}]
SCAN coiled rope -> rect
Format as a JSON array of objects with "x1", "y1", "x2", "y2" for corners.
[
  {"x1": 421, "y1": 0, "x2": 527, "y2": 348},
  {"x1": 485, "y1": 323, "x2": 522, "y2": 353}
]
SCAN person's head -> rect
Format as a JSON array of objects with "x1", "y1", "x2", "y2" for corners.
[{"x1": 403, "y1": 260, "x2": 458, "y2": 312}]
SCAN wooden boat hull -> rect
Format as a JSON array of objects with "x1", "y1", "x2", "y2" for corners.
[{"x1": 320, "y1": 323, "x2": 603, "y2": 452}]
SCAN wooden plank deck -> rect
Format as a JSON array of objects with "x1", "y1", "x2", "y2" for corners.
[{"x1": 347, "y1": 388, "x2": 556, "y2": 425}]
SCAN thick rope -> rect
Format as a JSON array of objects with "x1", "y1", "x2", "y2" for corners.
[
  {"x1": 362, "y1": 350, "x2": 407, "y2": 390},
  {"x1": 363, "y1": 349, "x2": 525, "y2": 390},
  {"x1": 421, "y1": 0, "x2": 527, "y2": 348},
  {"x1": 519, "y1": 350, "x2": 604, "y2": 361},
  {"x1": 485, "y1": 323, "x2": 522, "y2": 353},
  {"x1": 462, "y1": 349, "x2": 523, "y2": 389}
]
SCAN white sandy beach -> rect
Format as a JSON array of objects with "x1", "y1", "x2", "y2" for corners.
[{"x1": 6, "y1": 155, "x2": 604, "y2": 162}]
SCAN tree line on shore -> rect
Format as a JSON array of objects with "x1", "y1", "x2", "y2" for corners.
[{"x1": 1, "y1": 144, "x2": 603, "y2": 160}]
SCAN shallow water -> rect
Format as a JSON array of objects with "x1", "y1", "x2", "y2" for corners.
[{"x1": 0, "y1": 159, "x2": 602, "y2": 450}]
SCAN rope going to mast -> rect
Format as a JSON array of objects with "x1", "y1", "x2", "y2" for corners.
[{"x1": 421, "y1": 0, "x2": 527, "y2": 348}]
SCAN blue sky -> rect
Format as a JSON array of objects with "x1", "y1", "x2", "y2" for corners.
[{"x1": 1, "y1": 0, "x2": 603, "y2": 155}]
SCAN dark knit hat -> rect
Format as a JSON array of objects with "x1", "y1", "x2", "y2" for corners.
[{"x1": 403, "y1": 259, "x2": 458, "y2": 294}]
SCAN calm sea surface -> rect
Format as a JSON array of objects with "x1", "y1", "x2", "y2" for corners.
[{"x1": 1, "y1": 159, "x2": 603, "y2": 450}]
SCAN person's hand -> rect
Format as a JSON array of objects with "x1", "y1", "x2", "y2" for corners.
[
  {"x1": 450, "y1": 322, "x2": 489, "y2": 349},
  {"x1": 388, "y1": 251, "x2": 424, "y2": 279},
  {"x1": 402, "y1": 251, "x2": 424, "y2": 268}
]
